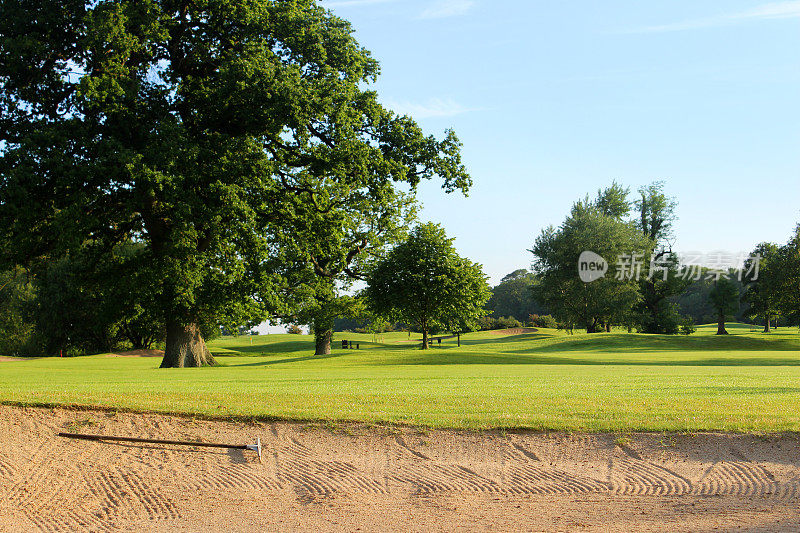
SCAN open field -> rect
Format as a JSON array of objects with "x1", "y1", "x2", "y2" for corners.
[
  {"x1": 1, "y1": 405, "x2": 799, "y2": 532},
  {"x1": 2, "y1": 324, "x2": 800, "y2": 431}
]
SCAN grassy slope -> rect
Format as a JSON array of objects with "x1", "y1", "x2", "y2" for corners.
[{"x1": 1, "y1": 324, "x2": 800, "y2": 431}]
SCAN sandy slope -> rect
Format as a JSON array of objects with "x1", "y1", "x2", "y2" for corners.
[{"x1": 0, "y1": 405, "x2": 798, "y2": 532}]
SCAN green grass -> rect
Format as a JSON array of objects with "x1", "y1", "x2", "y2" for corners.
[{"x1": 2, "y1": 323, "x2": 800, "y2": 431}]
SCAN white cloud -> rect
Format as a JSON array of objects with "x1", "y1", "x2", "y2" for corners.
[
  {"x1": 384, "y1": 98, "x2": 473, "y2": 119},
  {"x1": 420, "y1": 0, "x2": 475, "y2": 19},
  {"x1": 629, "y1": 0, "x2": 800, "y2": 33}
]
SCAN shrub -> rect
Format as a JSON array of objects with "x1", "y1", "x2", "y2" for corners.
[
  {"x1": 286, "y1": 324, "x2": 303, "y2": 334},
  {"x1": 478, "y1": 316, "x2": 522, "y2": 330},
  {"x1": 528, "y1": 314, "x2": 557, "y2": 329},
  {"x1": 680, "y1": 318, "x2": 696, "y2": 336}
]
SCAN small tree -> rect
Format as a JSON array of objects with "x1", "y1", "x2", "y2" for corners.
[
  {"x1": 485, "y1": 269, "x2": 547, "y2": 323},
  {"x1": 709, "y1": 277, "x2": 740, "y2": 335},
  {"x1": 743, "y1": 243, "x2": 781, "y2": 332},
  {"x1": 530, "y1": 194, "x2": 651, "y2": 333},
  {"x1": 775, "y1": 225, "x2": 800, "y2": 326},
  {"x1": 302, "y1": 293, "x2": 362, "y2": 355},
  {"x1": 365, "y1": 224, "x2": 490, "y2": 349}
]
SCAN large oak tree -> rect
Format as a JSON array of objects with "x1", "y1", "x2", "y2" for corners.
[{"x1": 0, "y1": 0, "x2": 470, "y2": 366}]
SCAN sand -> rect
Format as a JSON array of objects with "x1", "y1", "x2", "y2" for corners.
[{"x1": 0, "y1": 405, "x2": 798, "y2": 532}]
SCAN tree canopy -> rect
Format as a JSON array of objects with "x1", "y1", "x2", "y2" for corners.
[
  {"x1": 0, "y1": 0, "x2": 470, "y2": 365},
  {"x1": 709, "y1": 277, "x2": 740, "y2": 335},
  {"x1": 364, "y1": 223, "x2": 489, "y2": 349},
  {"x1": 485, "y1": 269, "x2": 547, "y2": 323},
  {"x1": 531, "y1": 195, "x2": 651, "y2": 333}
]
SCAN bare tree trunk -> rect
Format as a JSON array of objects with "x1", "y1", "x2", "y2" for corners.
[
  {"x1": 422, "y1": 329, "x2": 429, "y2": 350},
  {"x1": 160, "y1": 321, "x2": 217, "y2": 368},
  {"x1": 314, "y1": 318, "x2": 333, "y2": 355},
  {"x1": 605, "y1": 322, "x2": 611, "y2": 333},
  {"x1": 764, "y1": 314, "x2": 771, "y2": 333},
  {"x1": 716, "y1": 313, "x2": 728, "y2": 335}
]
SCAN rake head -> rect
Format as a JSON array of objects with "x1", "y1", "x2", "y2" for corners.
[{"x1": 245, "y1": 437, "x2": 262, "y2": 463}]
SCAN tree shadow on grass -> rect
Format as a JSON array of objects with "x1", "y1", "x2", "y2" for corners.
[
  {"x1": 433, "y1": 332, "x2": 800, "y2": 354},
  {"x1": 512, "y1": 334, "x2": 800, "y2": 354},
  {"x1": 211, "y1": 340, "x2": 313, "y2": 356},
  {"x1": 212, "y1": 340, "x2": 404, "y2": 357},
  {"x1": 457, "y1": 334, "x2": 553, "y2": 346},
  {"x1": 225, "y1": 352, "x2": 348, "y2": 367},
  {"x1": 378, "y1": 353, "x2": 800, "y2": 367}
]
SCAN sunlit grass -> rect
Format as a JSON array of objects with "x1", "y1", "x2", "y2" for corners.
[{"x1": 1, "y1": 323, "x2": 799, "y2": 431}]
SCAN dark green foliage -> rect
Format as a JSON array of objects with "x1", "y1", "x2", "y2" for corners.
[
  {"x1": 594, "y1": 181, "x2": 631, "y2": 219},
  {"x1": 743, "y1": 243, "x2": 782, "y2": 332},
  {"x1": 775, "y1": 226, "x2": 800, "y2": 326},
  {"x1": 709, "y1": 277, "x2": 741, "y2": 335},
  {"x1": 0, "y1": 268, "x2": 40, "y2": 356},
  {"x1": 478, "y1": 315, "x2": 521, "y2": 331},
  {"x1": 33, "y1": 246, "x2": 166, "y2": 354},
  {"x1": 527, "y1": 314, "x2": 558, "y2": 329},
  {"x1": 635, "y1": 182, "x2": 678, "y2": 244},
  {"x1": 485, "y1": 269, "x2": 547, "y2": 323},
  {"x1": 633, "y1": 183, "x2": 689, "y2": 334},
  {"x1": 34, "y1": 254, "x2": 121, "y2": 355},
  {"x1": 365, "y1": 223, "x2": 490, "y2": 349},
  {"x1": 0, "y1": 0, "x2": 469, "y2": 366},
  {"x1": 530, "y1": 196, "x2": 651, "y2": 333},
  {"x1": 674, "y1": 273, "x2": 747, "y2": 325}
]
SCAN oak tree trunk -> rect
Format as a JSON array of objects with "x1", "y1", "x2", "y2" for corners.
[
  {"x1": 160, "y1": 322, "x2": 217, "y2": 368},
  {"x1": 422, "y1": 329, "x2": 429, "y2": 350},
  {"x1": 313, "y1": 315, "x2": 334, "y2": 355},
  {"x1": 716, "y1": 313, "x2": 728, "y2": 335},
  {"x1": 314, "y1": 325, "x2": 333, "y2": 355},
  {"x1": 764, "y1": 315, "x2": 771, "y2": 333}
]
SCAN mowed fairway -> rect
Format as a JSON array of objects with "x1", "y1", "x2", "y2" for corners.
[{"x1": 2, "y1": 324, "x2": 800, "y2": 431}]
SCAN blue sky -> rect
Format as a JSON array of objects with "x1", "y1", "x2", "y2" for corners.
[{"x1": 319, "y1": 0, "x2": 800, "y2": 285}]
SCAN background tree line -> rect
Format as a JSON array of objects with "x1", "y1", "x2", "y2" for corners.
[{"x1": 475, "y1": 182, "x2": 800, "y2": 336}]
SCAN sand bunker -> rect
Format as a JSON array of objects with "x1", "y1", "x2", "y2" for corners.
[{"x1": 0, "y1": 405, "x2": 798, "y2": 531}]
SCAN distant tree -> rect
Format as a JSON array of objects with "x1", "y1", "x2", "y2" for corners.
[
  {"x1": 285, "y1": 324, "x2": 303, "y2": 335},
  {"x1": 594, "y1": 181, "x2": 631, "y2": 219},
  {"x1": 32, "y1": 245, "x2": 167, "y2": 354},
  {"x1": 633, "y1": 182, "x2": 689, "y2": 334},
  {"x1": 708, "y1": 277, "x2": 740, "y2": 335},
  {"x1": 743, "y1": 243, "x2": 781, "y2": 332},
  {"x1": 635, "y1": 181, "x2": 678, "y2": 244},
  {"x1": 775, "y1": 225, "x2": 800, "y2": 326},
  {"x1": 34, "y1": 254, "x2": 123, "y2": 354},
  {"x1": 530, "y1": 197, "x2": 651, "y2": 333},
  {"x1": 301, "y1": 291, "x2": 362, "y2": 355},
  {"x1": 527, "y1": 314, "x2": 558, "y2": 329},
  {"x1": 485, "y1": 269, "x2": 547, "y2": 322},
  {"x1": 365, "y1": 224, "x2": 490, "y2": 349},
  {"x1": 674, "y1": 272, "x2": 746, "y2": 326},
  {"x1": 0, "y1": 267, "x2": 39, "y2": 356}
]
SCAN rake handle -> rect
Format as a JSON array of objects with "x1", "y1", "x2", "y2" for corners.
[{"x1": 58, "y1": 432, "x2": 249, "y2": 450}]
